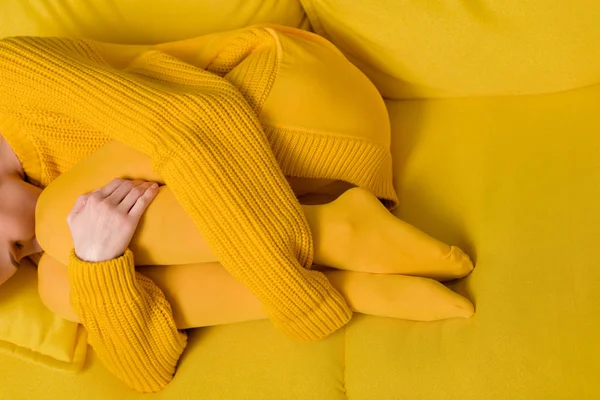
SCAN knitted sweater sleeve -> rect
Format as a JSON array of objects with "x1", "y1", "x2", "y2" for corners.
[
  {"x1": 0, "y1": 37, "x2": 351, "y2": 340},
  {"x1": 68, "y1": 249, "x2": 187, "y2": 392}
]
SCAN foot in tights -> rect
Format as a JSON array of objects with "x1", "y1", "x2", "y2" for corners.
[{"x1": 304, "y1": 187, "x2": 474, "y2": 281}]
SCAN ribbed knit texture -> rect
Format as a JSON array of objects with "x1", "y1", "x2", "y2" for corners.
[
  {"x1": 0, "y1": 29, "x2": 355, "y2": 390},
  {"x1": 68, "y1": 249, "x2": 187, "y2": 392}
]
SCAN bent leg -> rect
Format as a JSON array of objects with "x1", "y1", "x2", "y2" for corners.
[
  {"x1": 36, "y1": 147, "x2": 471, "y2": 281},
  {"x1": 131, "y1": 181, "x2": 474, "y2": 282},
  {"x1": 38, "y1": 254, "x2": 473, "y2": 330}
]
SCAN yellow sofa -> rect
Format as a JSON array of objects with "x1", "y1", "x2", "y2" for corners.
[{"x1": 1, "y1": 1, "x2": 599, "y2": 399}]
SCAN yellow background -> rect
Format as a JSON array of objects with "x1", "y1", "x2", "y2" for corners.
[
  {"x1": 1, "y1": 0, "x2": 599, "y2": 398},
  {"x1": 0, "y1": 0, "x2": 308, "y2": 43},
  {"x1": 1, "y1": 82, "x2": 599, "y2": 399},
  {"x1": 301, "y1": 0, "x2": 600, "y2": 99}
]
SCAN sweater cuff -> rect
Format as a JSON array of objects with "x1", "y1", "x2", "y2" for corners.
[
  {"x1": 68, "y1": 248, "x2": 137, "y2": 306},
  {"x1": 268, "y1": 271, "x2": 353, "y2": 342}
]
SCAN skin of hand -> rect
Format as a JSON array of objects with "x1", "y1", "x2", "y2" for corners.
[
  {"x1": 0, "y1": 133, "x2": 44, "y2": 286},
  {"x1": 67, "y1": 178, "x2": 160, "y2": 263}
]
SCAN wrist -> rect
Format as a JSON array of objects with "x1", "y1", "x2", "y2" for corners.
[{"x1": 74, "y1": 247, "x2": 125, "y2": 263}]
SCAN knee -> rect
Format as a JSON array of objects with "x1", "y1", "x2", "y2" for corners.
[{"x1": 37, "y1": 254, "x2": 80, "y2": 323}]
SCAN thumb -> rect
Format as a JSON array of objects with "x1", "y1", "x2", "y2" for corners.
[{"x1": 67, "y1": 194, "x2": 90, "y2": 221}]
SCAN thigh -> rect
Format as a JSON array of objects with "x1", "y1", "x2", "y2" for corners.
[
  {"x1": 37, "y1": 254, "x2": 79, "y2": 323},
  {"x1": 37, "y1": 253, "x2": 266, "y2": 329}
]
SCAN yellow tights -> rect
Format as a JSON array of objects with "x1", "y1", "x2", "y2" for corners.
[{"x1": 38, "y1": 187, "x2": 474, "y2": 329}]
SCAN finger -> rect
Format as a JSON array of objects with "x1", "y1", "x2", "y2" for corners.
[
  {"x1": 118, "y1": 182, "x2": 154, "y2": 212},
  {"x1": 127, "y1": 183, "x2": 159, "y2": 220},
  {"x1": 324, "y1": 271, "x2": 475, "y2": 321},
  {"x1": 95, "y1": 178, "x2": 126, "y2": 198},
  {"x1": 107, "y1": 179, "x2": 144, "y2": 205}
]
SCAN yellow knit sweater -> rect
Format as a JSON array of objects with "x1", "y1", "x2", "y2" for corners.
[{"x1": 0, "y1": 28, "x2": 393, "y2": 392}]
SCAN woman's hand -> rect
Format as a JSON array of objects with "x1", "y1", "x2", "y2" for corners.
[{"x1": 67, "y1": 178, "x2": 159, "y2": 262}]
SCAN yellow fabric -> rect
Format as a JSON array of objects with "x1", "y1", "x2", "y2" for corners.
[
  {"x1": 343, "y1": 84, "x2": 600, "y2": 399},
  {"x1": 36, "y1": 140, "x2": 199, "y2": 267},
  {"x1": 34, "y1": 31, "x2": 396, "y2": 266},
  {"x1": 1, "y1": 81, "x2": 599, "y2": 399},
  {"x1": 0, "y1": 324, "x2": 349, "y2": 400},
  {"x1": 36, "y1": 139, "x2": 356, "y2": 267},
  {"x1": 0, "y1": 0, "x2": 309, "y2": 44},
  {"x1": 0, "y1": 26, "x2": 400, "y2": 391},
  {"x1": 0, "y1": 257, "x2": 87, "y2": 372},
  {"x1": 34, "y1": 30, "x2": 397, "y2": 267},
  {"x1": 36, "y1": 140, "x2": 474, "y2": 329},
  {"x1": 68, "y1": 249, "x2": 187, "y2": 392},
  {"x1": 300, "y1": 0, "x2": 600, "y2": 99}
]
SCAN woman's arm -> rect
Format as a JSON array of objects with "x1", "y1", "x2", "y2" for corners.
[
  {"x1": 0, "y1": 36, "x2": 350, "y2": 341},
  {"x1": 63, "y1": 178, "x2": 187, "y2": 393},
  {"x1": 67, "y1": 251, "x2": 187, "y2": 392}
]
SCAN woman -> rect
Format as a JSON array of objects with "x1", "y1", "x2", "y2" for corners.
[{"x1": 0, "y1": 26, "x2": 474, "y2": 392}]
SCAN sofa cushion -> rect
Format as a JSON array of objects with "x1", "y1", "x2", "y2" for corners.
[
  {"x1": 0, "y1": 259, "x2": 87, "y2": 372},
  {"x1": 0, "y1": 0, "x2": 309, "y2": 44},
  {"x1": 1, "y1": 81, "x2": 598, "y2": 400},
  {"x1": 301, "y1": 0, "x2": 600, "y2": 99},
  {"x1": 345, "y1": 83, "x2": 600, "y2": 399}
]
